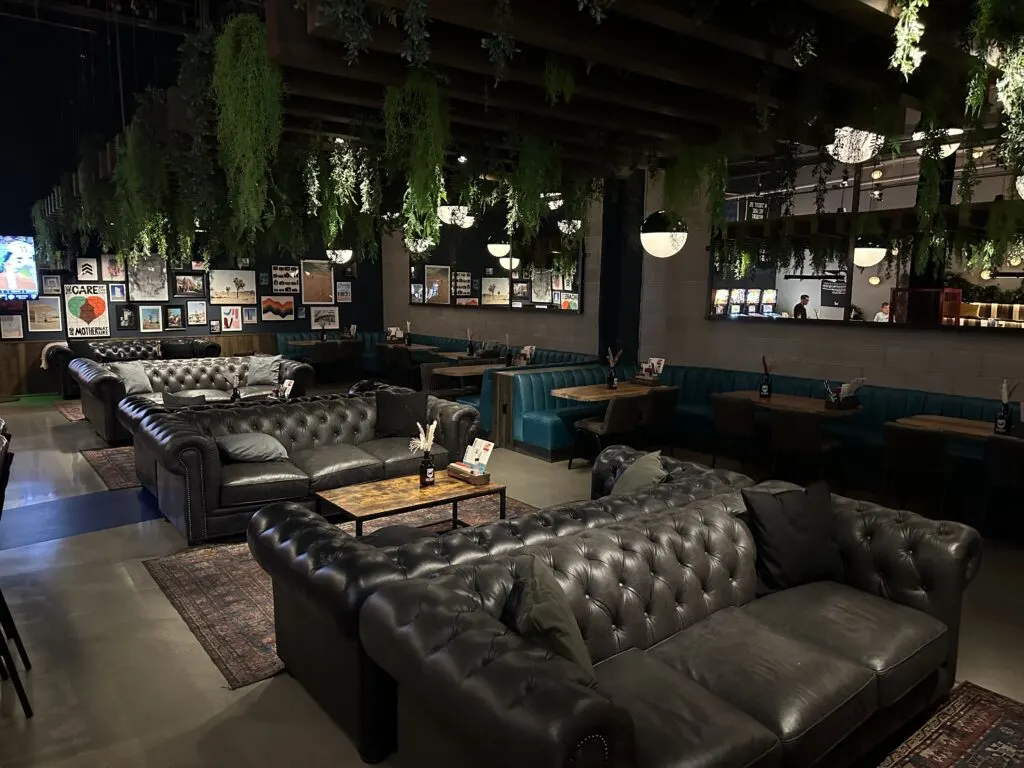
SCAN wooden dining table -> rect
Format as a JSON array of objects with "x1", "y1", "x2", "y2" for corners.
[
  {"x1": 434, "y1": 363, "x2": 506, "y2": 378},
  {"x1": 437, "y1": 351, "x2": 475, "y2": 361},
  {"x1": 893, "y1": 415, "x2": 996, "y2": 439},
  {"x1": 378, "y1": 343, "x2": 439, "y2": 352},
  {"x1": 713, "y1": 390, "x2": 861, "y2": 417},
  {"x1": 551, "y1": 382, "x2": 666, "y2": 402}
]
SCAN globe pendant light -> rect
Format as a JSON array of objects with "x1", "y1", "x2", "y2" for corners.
[
  {"x1": 326, "y1": 249, "x2": 354, "y2": 265},
  {"x1": 827, "y1": 127, "x2": 884, "y2": 165},
  {"x1": 405, "y1": 237, "x2": 435, "y2": 254},
  {"x1": 541, "y1": 192, "x2": 563, "y2": 210},
  {"x1": 1015, "y1": 176, "x2": 1024, "y2": 200},
  {"x1": 557, "y1": 219, "x2": 582, "y2": 235},
  {"x1": 640, "y1": 211, "x2": 688, "y2": 258},
  {"x1": 487, "y1": 233, "x2": 511, "y2": 258},
  {"x1": 853, "y1": 235, "x2": 887, "y2": 268},
  {"x1": 499, "y1": 256, "x2": 521, "y2": 271},
  {"x1": 437, "y1": 205, "x2": 475, "y2": 229},
  {"x1": 912, "y1": 128, "x2": 964, "y2": 159}
]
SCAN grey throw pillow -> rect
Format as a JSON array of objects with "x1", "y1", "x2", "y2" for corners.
[
  {"x1": 216, "y1": 433, "x2": 289, "y2": 462},
  {"x1": 162, "y1": 392, "x2": 206, "y2": 410},
  {"x1": 109, "y1": 361, "x2": 153, "y2": 395},
  {"x1": 610, "y1": 451, "x2": 667, "y2": 497},
  {"x1": 246, "y1": 355, "x2": 282, "y2": 386}
]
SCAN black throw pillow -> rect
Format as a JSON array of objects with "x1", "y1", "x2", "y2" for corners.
[
  {"x1": 740, "y1": 481, "x2": 841, "y2": 596},
  {"x1": 374, "y1": 390, "x2": 428, "y2": 438}
]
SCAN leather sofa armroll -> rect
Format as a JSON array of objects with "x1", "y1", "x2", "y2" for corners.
[
  {"x1": 279, "y1": 358, "x2": 315, "y2": 396},
  {"x1": 191, "y1": 339, "x2": 222, "y2": 357},
  {"x1": 591, "y1": 445, "x2": 648, "y2": 498},
  {"x1": 426, "y1": 395, "x2": 480, "y2": 460},
  {"x1": 360, "y1": 568, "x2": 636, "y2": 768},
  {"x1": 69, "y1": 357, "x2": 126, "y2": 400}
]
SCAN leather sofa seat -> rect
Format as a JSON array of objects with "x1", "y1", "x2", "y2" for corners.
[
  {"x1": 220, "y1": 461, "x2": 310, "y2": 508},
  {"x1": 238, "y1": 385, "x2": 277, "y2": 400},
  {"x1": 176, "y1": 389, "x2": 233, "y2": 403},
  {"x1": 743, "y1": 582, "x2": 948, "y2": 707},
  {"x1": 359, "y1": 438, "x2": 449, "y2": 478},
  {"x1": 595, "y1": 649, "x2": 780, "y2": 768},
  {"x1": 290, "y1": 445, "x2": 385, "y2": 491},
  {"x1": 651, "y1": 607, "x2": 877, "y2": 766}
]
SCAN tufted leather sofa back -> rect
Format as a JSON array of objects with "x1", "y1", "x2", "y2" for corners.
[
  {"x1": 124, "y1": 356, "x2": 251, "y2": 394},
  {"x1": 186, "y1": 396, "x2": 376, "y2": 452},
  {"x1": 89, "y1": 340, "x2": 162, "y2": 362}
]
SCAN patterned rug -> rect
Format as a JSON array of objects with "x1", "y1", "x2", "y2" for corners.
[
  {"x1": 54, "y1": 400, "x2": 85, "y2": 422},
  {"x1": 144, "y1": 494, "x2": 535, "y2": 689},
  {"x1": 81, "y1": 446, "x2": 140, "y2": 490},
  {"x1": 880, "y1": 681, "x2": 1024, "y2": 766}
]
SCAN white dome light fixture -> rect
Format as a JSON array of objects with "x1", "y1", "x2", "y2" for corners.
[
  {"x1": 853, "y1": 235, "x2": 887, "y2": 268},
  {"x1": 1015, "y1": 175, "x2": 1024, "y2": 199},
  {"x1": 487, "y1": 233, "x2": 511, "y2": 258},
  {"x1": 499, "y1": 256, "x2": 521, "y2": 271},
  {"x1": 541, "y1": 192, "x2": 563, "y2": 210},
  {"x1": 557, "y1": 219, "x2": 582, "y2": 235},
  {"x1": 868, "y1": 275, "x2": 882, "y2": 286},
  {"x1": 640, "y1": 211, "x2": 688, "y2": 258},
  {"x1": 326, "y1": 249, "x2": 354, "y2": 265},
  {"x1": 405, "y1": 237, "x2": 435, "y2": 254},
  {"x1": 826, "y1": 126, "x2": 884, "y2": 165},
  {"x1": 980, "y1": 268, "x2": 993, "y2": 281},
  {"x1": 437, "y1": 205, "x2": 475, "y2": 229},
  {"x1": 912, "y1": 128, "x2": 964, "y2": 159}
]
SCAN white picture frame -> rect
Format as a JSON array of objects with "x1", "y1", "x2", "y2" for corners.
[
  {"x1": 208, "y1": 270, "x2": 257, "y2": 306},
  {"x1": 220, "y1": 305, "x2": 243, "y2": 332},
  {"x1": 0, "y1": 315, "x2": 24, "y2": 339},
  {"x1": 100, "y1": 253, "x2": 126, "y2": 282},
  {"x1": 300, "y1": 260, "x2": 335, "y2": 305},
  {"x1": 310, "y1": 306, "x2": 340, "y2": 330},
  {"x1": 76, "y1": 258, "x2": 98, "y2": 281},
  {"x1": 26, "y1": 297, "x2": 62, "y2": 332},
  {"x1": 139, "y1": 305, "x2": 163, "y2": 333}
]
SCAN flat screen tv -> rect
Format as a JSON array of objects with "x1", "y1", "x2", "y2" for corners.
[{"x1": 0, "y1": 236, "x2": 39, "y2": 301}]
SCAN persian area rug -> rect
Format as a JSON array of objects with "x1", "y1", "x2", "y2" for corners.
[
  {"x1": 54, "y1": 400, "x2": 85, "y2": 422},
  {"x1": 879, "y1": 681, "x2": 1024, "y2": 767},
  {"x1": 144, "y1": 494, "x2": 535, "y2": 689},
  {"x1": 80, "y1": 446, "x2": 140, "y2": 490}
]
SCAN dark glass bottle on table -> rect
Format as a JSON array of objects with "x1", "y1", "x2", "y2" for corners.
[
  {"x1": 995, "y1": 403, "x2": 1013, "y2": 436},
  {"x1": 467, "y1": 339, "x2": 475, "y2": 356},
  {"x1": 419, "y1": 451, "x2": 435, "y2": 487},
  {"x1": 759, "y1": 374, "x2": 772, "y2": 399},
  {"x1": 405, "y1": 333, "x2": 411, "y2": 346},
  {"x1": 607, "y1": 368, "x2": 618, "y2": 390}
]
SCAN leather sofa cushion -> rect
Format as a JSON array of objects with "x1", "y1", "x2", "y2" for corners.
[
  {"x1": 743, "y1": 582, "x2": 948, "y2": 707},
  {"x1": 178, "y1": 389, "x2": 233, "y2": 403},
  {"x1": 596, "y1": 649, "x2": 780, "y2": 768},
  {"x1": 360, "y1": 438, "x2": 449, "y2": 479},
  {"x1": 651, "y1": 607, "x2": 876, "y2": 766},
  {"x1": 238, "y1": 385, "x2": 277, "y2": 401},
  {"x1": 220, "y1": 461, "x2": 310, "y2": 508},
  {"x1": 291, "y1": 445, "x2": 384, "y2": 491}
]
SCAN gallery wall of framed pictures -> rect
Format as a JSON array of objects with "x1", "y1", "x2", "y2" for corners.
[
  {"x1": 407, "y1": 211, "x2": 585, "y2": 314},
  {"x1": 0, "y1": 245, "x2": 385, "y2": 343}
]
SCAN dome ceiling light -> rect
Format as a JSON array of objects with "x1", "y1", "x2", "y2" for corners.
[
  {"x1": 826, "y1": 127, "x2": 884, "y2": 165},
  {"x1": 437, "y1": 205, "x2": 475, "y2": 229},
  {"x1": 405, "y1": 237, "x2": 435, "y2": 254},
  {"x1": 980, "y1": 268, "x2": 993, "y2": 281},
  {"x1": 868, "y1": 275, "x2": 882, "y2": 286},
  {"x1": 326, "y1": 249, "x2": 354, "y2": 265},
  {"x1": 487, "y1": 233, "x2": 511, "y2": 258},
  {"x1": 640, "y1": 211, "x2": 688, "y2": 258},
  {"x1": 499, "y1": 256, "x2": 521, "y2": 271},
  {"x1": 853, "y1": 235, "x2": 887, "y2": 268},
  {"x1": 912, "y1": 128, "x2": 964, "y2": 159}
]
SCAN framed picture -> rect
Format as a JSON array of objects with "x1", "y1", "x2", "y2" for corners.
[
  {"x1": 424, "y1": 265, "x2": 451, "y2": 305},
  {"x1": 100, "y1": 254, "x2": 126, "y2": 282},
  {"x1": 512, "y1": 281, "x2": 530, "y2": 299},
  {"x1": 0, "y1": 315, "x2": 24, "y2": 339},
  {"x1": 259, "y1": 272, "x2": 269, "y2": 287},
  {"x1": 116, "y1": 304, "x2": 138, "y2": 331},
  {"x1": 261, "y1": 295, "x2": 295, "y2": 321},
  {"x1": 242, "y1": 307, "x2": 259, "y2": 324},
  {"x1": 0, "y1": 300, "x2": 24, "y2": 312},
  {"x1": 191, "y1": 260, "x2": 206, "y2": 272},
  {"x1": 481, "y1": 277, "x2": 510, "y2": 306},
  {"x1": 209, "y1": 320, "x2": 221, "y2": 334},
  {"x1": 455, "y1": 297, "x2": 479, "y2": 306},
  {"x1": 173, "y1": 271, "x2": 206, "y2": 298},
  {"x1": 336, "y1": 281, "x2": 352, "y2": 303},
  {"x1": 76, "y1": 257, "x2": 98, "y2": 281},
  {"x1": 186, "y1": 301, "x2": 207, "y2": 326},
  {"x1": 551, "y1": 274, "x2": 564, "y2": 292},
  {"x1": 310, "y1": 306, "x2": 340, "y2": 330},
  {"x1": 27, "y1": 297, "x2": 62, "y2": 332},
  {"x1": 64, "y1": 283, "x2": 110, "y2": 338},
  {"x1": 139, "y1": 305, "x2": 163, "y2": 333},
  {"x1": 163, "y1": 305, "x2": 185, "y2": 330},
  {"x1": 454, "y1": 271, "x2": 472, "y2": 297},
  {"x1": 552, "y1": 291, "x2": 562, "y2": 306},
  {"x1": 220, "y1": 305, "x2": 242, "y2": 332},
  {"x1": 301, "y1": 260, "x2": 335, "y2": 304},
  {"x1": 271, "y1": 264, "x2": 300, "y2": 293},
  {"x1": 297, "y1": 306, "x2": 307, "y2": 320},
  {"x1": 531, "y1": 269, "x2": 553, "y2": 304},
  {"x1": 410, "y1": 284, "x2": 424, "y2": 303},
  {"x1": 42, "y1": 275, "x2": 61, "y2": 295},
  {"x1": 108, "y1": 283, "x2": 127, "y2": 302},
  {"x1": 208, "y1": 270, "x2": 256, "y2": 305},
  {"x1": 127, "y1": 253, "x2": 169, "y2": 302}
]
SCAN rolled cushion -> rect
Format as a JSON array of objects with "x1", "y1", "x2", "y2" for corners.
[
  {"x1": 109, "y1": 361, "x2": 153, "y2": 395},
  {"x1": 216, "y1": 433, "x2": 289, "y2": 463}
]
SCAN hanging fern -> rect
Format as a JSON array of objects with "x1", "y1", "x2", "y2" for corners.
[
  {"x1": 212, "y1": 15, "x2": 283, "y2": 243},
  {"x1": 384, "y1": 69, "x2": 449, "y2": 244},
  {"x1": 320, "y1": 0, "x2": 372, "y2": 63},
  {"x1": 811, "y1": 147, "x2": 836, "y2": 215},
  {"x1": 544, "y1": 56, "x2": 576, "y2": 105},
  {"x1": 505, "y1": 136, "x2": 562, "y2": 242},
  {"x1": 319, "y1": 143, "x2": 357, "y2": 248},
  {"x1": 663, "y1": 145, "x2": 727, "y2": 237},
  {"x1": 303, "y1": 146, "x2": 322, "y2": 218},
  {"x1": 356, "y1": 146, "x2": 381, "y2": 217},
  {"x1": 558, "y1": 177, "x2": 603, "y2": 251},
  {"x1": 890, "y1": 0, "x2": 928, "y2": 80},
  {"x1": 399, "y1": 0, "x2": 430, "y2": 67},
  {"x1": 578, "y1": 0, "x2": 616, "y2": 23},
  {"x1": 31, "y1": 201, "x2": 60, "y2": 266},
  {"x1": 482, "y1": 0, "x2": 517, "y2": 80}
]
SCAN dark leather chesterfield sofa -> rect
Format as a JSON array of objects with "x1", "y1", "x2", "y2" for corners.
[
  {"x1": 246, "y1": 462, "x2": 753, "y2": 763},
  {"x1": 360, "y1": 487, "x2": 982, "y2": 768},
  {"x1": 69, "y1": 355, "x2": 314, "y2": 443},
  {"x1": 46, "y1": 338, "x2": 221, "y2": 398},
  {"x1": 137, "y1": 393, "x2": 480, "y2": 545}
]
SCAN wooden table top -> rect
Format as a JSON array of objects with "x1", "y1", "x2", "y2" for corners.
[
  {"x1": 894, "y1": 415, "x2": 995, "y2": 439},
  {"x1": 437, "y1": 351, "x2": 474, "y2": 360},
  {"x1": 378, "y1": 343, "x2": 439, "y2": 351},
  {"x1": 434, "y1": 363, "x2": 506, "y2": 377},
  {"x1": 317, "y1": 471, "x2": 506, "y2": 518},
  {"x1": 714, "y1": 390, "x2": 861, "y2": 417},
  {"x1": 551, "y1": 382, "x2": 664, "y2": 402},
  {"x1": 288, "y1": 338, "x2": 359, "y2": 347}
]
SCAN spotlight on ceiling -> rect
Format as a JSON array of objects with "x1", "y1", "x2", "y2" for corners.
[
  {"x1": 868, "y1": 275, "x2": 882, "y2": 286},
  {"x1": 972, "y1": 147, "x2": 985, "y2": 160},
  {"x1": 640, "y1": 211, "x2": 688, "y2": 258},
  {"x1": 437, "y1": 205, "x2": 475, "y2": 229},
  {"x1": 912, "y1": 128, "x2": 964, "y2": 159},
  {"x1": 499, "y1": 256, "x2": 521, "y2": 271},
  {"x1": 457, "y1": 155, "x2": 468, "y2": 164},
  {"x1": 557, "y1": 219, "x2": 582, "y2": 235},
  {"x1": 405, "y1": 237, "x2": 435, "y2": 254},
  {"x1": 326, "y1": 249, "x2": 353, "y2": 265},
  {"x1": 487, "y1": 233, "x2": 511, "y2": 258},
  {"x1": 541, "y1": 192, "x2": 563, "y2": 210},
  {"x1": 827, "y1": 126, "x2": 884, "y2": 165},
  {"x1": 853, "y1": 235, "x2": 887, "y2": 268}
]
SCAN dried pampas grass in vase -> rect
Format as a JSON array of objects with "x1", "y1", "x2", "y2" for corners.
[{"x1": 410, "y1": 420, "x2": 438, "y2": 486}]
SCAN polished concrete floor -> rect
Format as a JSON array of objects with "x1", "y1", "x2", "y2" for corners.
[{"x1": 0, "y1": 401, "x2": 1020, "y2": 767}]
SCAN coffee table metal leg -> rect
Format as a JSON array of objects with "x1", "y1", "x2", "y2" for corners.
[
  {"x1": 452, "y1": 500, "x2": 459, "y2": 529},
  {"x1": 355, "y1": 519, "x2": 363, "y2": 537},
  {"x1": 500, "y1": 489, "x2": 506, "y2": 520}
]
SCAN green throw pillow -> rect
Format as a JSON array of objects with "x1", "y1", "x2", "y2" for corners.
[
  {"x1": 610, "y1": 451, "x2": 667, "y2": 497},
  {"x1": 502, "y1": 555, "x2": 596, "y2": 685}
]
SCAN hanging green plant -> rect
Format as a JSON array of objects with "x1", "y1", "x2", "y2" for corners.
[
  {"x1": 319, "y1": 142, "x2": 357, "y2": 248},
  {"x1": 212, "y1": 14, "x2": 283, "y2": 242},
  {"x1": 505, "y1": 135, "x2": 562, "y2": 242},
  {"x1": 544, "y1": 56, "x2": 576, "y2": 105},
  {"x1": 557, "y1": 176, "x2": 603, "y2": 251},
  {"x1": 31, "y1": 201, "x2": 60, "y2": 266},
  {"x1": 399, "y1": 0, "x2": 430, "y2": 67},
  {"x1": 663, "y1": 145, "x2": 728, "y2": 238},
  {"x1": 303, "y1": 146, "x2": 322, "y2": 218},
  {"x1": 775, "y1": 141, "x2": 799, "y2": 217},
  {"x1": 958, "y1": 143, "x2": 980, "y2": 207},
  {"x1": 356, "y1": 146, "x2": 381, "y2": 217},
  {"x1": 790, "y1": 28, "x2": 817, "y2": 68},
  {"x1": 578, "y1": 0, "x2": 616, "y2": 23},
  {"x1": 811, "y1": 147, "x2": 836, "y2": 215},
  {"x1": 890, "y1": 0, "x2": 928, "y2": 80},
  {"x1": 384, "y1": 69, "x2": 449, "y2": 244},
  {"x1": 319, "y1": 0, "x2": 372, "y2": 64},
  {"x1": 482, "y1": 0, "x2": 517, "y2": 80}
]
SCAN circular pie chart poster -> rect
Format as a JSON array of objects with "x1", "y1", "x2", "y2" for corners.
[{"x1": 64, "y1": 283, "x2": 111, "y2": 338}]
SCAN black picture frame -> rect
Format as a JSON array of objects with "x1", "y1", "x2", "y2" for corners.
[
  {"x1": 116, "y1": 304, "x2": 138, "y2": 331},
  {"x1": 163, "y1": 305, "x2": 185, "y2": 330},
  {"x1": 172, "y1": 271, "x2": 207, "y2": 299}
]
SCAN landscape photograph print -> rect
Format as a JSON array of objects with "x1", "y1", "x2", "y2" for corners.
[{"x1": 208, "y1": 270, "x2": 256, "y2": 305}]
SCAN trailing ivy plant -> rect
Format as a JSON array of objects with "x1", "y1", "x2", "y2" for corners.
[
  {"x1": 774, "y1": 141, "x2": 799, "y2": 217},
  {"x1": 914, "y1": 125, "x2": 944, "y2": 273},
  {"x1": 790, "y1": 28, "x2": 817, "y2": 68},
  {"x1": 558, "y1": 176, "x2": 603, "y2": 251},
  {"x1": 811, "y1": 146, "x2": 836, "y2": 215},
  {"x1": 31, "y1": 201, "x2": 60, "y2": 266},
  {"x1": 482, "y1": 0, "x2": 517, "y2": 80},
  {"x1": 319, "y1": 0, "x2": 372, "y2": 63},
  {"x1": 578, "y1": 0, "x2": 616, "y2": 23},
  {"x1": 505, "y1": 135, "x2": 562, "y2": 242},
  {"x1": 889, "y1": 0, "x2": 928, "y2": 80},
  {"x1": 663, "y1": 145, "x2": 728, "y2": 238},
  {"x1": 544, "y1": 56, "x2": 576, "y2": 105},
  {"x1": 212, "y1": 15, "x2": 283, "y2": 243},
  {"x1": 384, "y1": 69, "x2": 449, "y2": 244},
  {"x1": 319, "y1": 142, "x2": 357, "y2": 248},
  {"x1": 399, "y1": 0, "x2": 430, "y2": 67}
]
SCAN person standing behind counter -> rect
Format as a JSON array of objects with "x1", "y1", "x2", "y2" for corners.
[{"x1": 793, "y1": 294, "x2": 809, "y2": 319}]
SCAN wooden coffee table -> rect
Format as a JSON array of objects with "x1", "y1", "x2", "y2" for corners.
[{"x1": 316, "y1": 471, "x2": 507, "y2": 536}]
